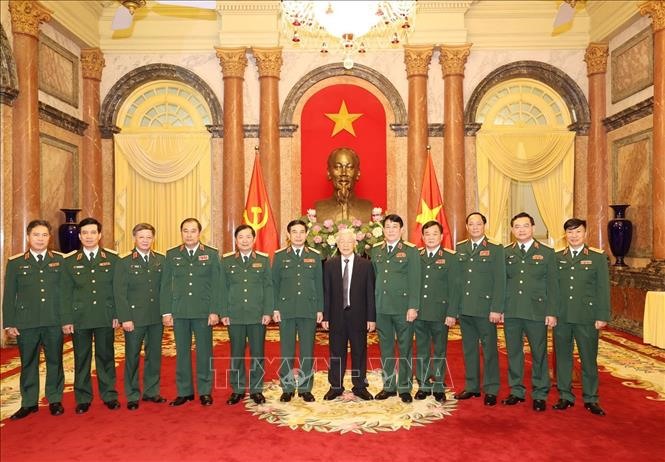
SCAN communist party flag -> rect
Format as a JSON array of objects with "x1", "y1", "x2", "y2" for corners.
[
  {"x1": 410, "y1": 150, "x2": 453, "y2": 249},
  {"x1": 243, "y1": 151, "x2": 279, "y2": 257}
]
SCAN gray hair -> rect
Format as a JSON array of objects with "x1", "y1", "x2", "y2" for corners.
[{"x1": 336, "y1": 228, "x2": 356, "y2": 245}]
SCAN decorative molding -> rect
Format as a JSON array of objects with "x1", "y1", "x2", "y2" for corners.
[
  {"x1": 390, "y1": 123, "x2": 408, "y2": 137},
  {"x1": 253, "y1": 47, "x2": 283, "y2": 78},
  {"x1": 584, "y1": 42, "x2": 609, "y2": 76},
  {"x1": 610, "y1": 265, "x2": 665, "y2": 291},
  {"x1": 38, "y1": 101, "x2": 88, "y2": 135},
  {"x1": 100, "y1": 124, "x2": 120, "y2": 139},
  {"x1": 281, "y1": 62, "x2": 407, "y2": 126},
  {"x1": 404, "y1": 45, "x2": 433, "y2": 77},
  {"x1": 603, "y1": 97, "x2": 654, "y2": 132},
  {"x1": 428, "y1": 123, "x2": 444, "y2": 137},
  {"x1": 243, "y1": 124, "x2": 259, "y2": 138},
  {"x1": 218, "y1": 0, "x2": 280, "y2": 14},
  {"x1": 439, "y1": 44, "x2": 472, "y2": 76},
  {"x1": 38, "y1": 33, "x2": 79, "y2": 107},
  {"x1": 206, "y1": 124, "x2": 223, "y2": 138},
  {"x1": 567, "y1": 121, "x2": 590, "y2": 136},
  {"x1": 279, "y1": 124, "x2": 298, "y2": 137},
  {"x1": 464, "y1": 122, "x2": 482, "y2": 136},
  {"x1": 0, "y1": 24, "x2": 18, "y2": 106},
  {"x1": 215, "y1": 47, "x2": 248, "y2": 79},
  {"x1": 9, "y1": 0, "x2": 52, "y2": 37},
  {"x1": 640, "y1": 0, "x2": 665, "y2": 32},
  {"x1": 80, "y1": 48, "x2": 105, "y2": 81}
]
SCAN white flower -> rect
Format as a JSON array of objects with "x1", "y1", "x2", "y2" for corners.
[
  {"x1": 372, "y1": 226, "x2": 383, "y2": 238},
  {"x1": 326, "y1": 235, "x2": 337, "y2": 247},
  {"x1": 372, "y1": 207, "x2": 383, "y2": 215}
]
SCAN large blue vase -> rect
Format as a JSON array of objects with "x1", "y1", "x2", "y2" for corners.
[
  {"x1": 607, "y1": 204, "x2": 632, "y2": 267},
  {"x1": 59, "y1": 208, "x2": 81, "y2": 253}
]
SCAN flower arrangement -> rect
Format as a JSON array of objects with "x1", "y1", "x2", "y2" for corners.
[{"x1": 302, "y1": 208, "x2": 386, "y2": 259}]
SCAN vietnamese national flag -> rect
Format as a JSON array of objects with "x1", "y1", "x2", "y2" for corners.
[
  {"x1": 410, "y1": 152, "x2": 453, "y2": 249},
  {"x1": 243, "y1": 152, "x2": 279, "y2": 258}
]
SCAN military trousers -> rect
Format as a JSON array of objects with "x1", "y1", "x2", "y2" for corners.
[
  {"x1": 16, "y1": 325, "x2": 64, "y2": 407},
  {"x1": 72, "y1": 326, "x2": 118, "y2": 404},
  {"x1": 459, "y1": 314, "x2": 500, "y2": 395},
  {"x1": 173, "y1": 318, "x2": 213, "y2": 396},
  {"x1": 278, "y1": 317, "x2": 317, "y2": 393},
  {"x1": 123, "y1": 322, "x2": 164, "y2": 401},
  {"x1": 414, "y1": 319, "x2": 449, "y2": 393},
  {"x1": 228, "y1": 323, "x2": 266, "y2": 394},
  {"x1": 504, "y1": 317, "x2": 550, "y2": 400},
  {"x1": 554, "y1": 321, "x2": 600, "y2": 403},
  {"x1": 376, "y1": 313, "x2": 414, "y2": 393}
]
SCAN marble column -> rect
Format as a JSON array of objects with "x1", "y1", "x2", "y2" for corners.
[
  {"x1": 404, "y1": 45, "x2": 433, "y2": 233},
  {"x1": 584, "y1": 43, "x2": 609, "y2": 251},
  {"x1": 253, "y1": 47, "x2": 283, "y2": 232},
  {"x1": 440, "y1": 44, "x2": 471, "y2": 247},
  {"x1": 216, "y1": 47, "x2": 247, "y2": 252},
  {"x1": 9, "y1": 0, "x2": 51, "y2": 252},
  {"x1": 640, "y1": 1, "x2": 665, "y2": 261},
  {"x1": 80, "y1": 48, "x2": 105, "y2": 222}
]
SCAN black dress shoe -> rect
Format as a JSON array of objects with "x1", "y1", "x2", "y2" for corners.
[
  {"x1": 250, "y1": 393, "x2": 266, "y2": 404},
  {"x1": 353, "y1": 389, "x2": 373, "y2": 401},
  {"x1": 584, "y1": 402, "x2": 606, "y2": 416},
  {"x1": 533, "y1": 399, "x2": 546, "y2": 412},
  {"x1": 226, "y1": 393, "x2": 245, "y2": 405},
  {"x1": 501, "y1": 394, "x2": 525, "y2": 405},
  {"x1": 454, "y1": 390, "x2": 481, "y2": 400},
  {"x1": 433, "y1": 392, "x2": 446, "y2": 402},
  {"x1": 49, "y1": 402, "x2": 64, "y2": 416},
  {"x1": 374, "y1": 390, "x2": 397, "y2": 400},
  {"x1": 10, "y1": 406, "x2": 38, "y2": 420},
  {"x1": 280, "y1": 391, "x2": 294, "y2": 402},
  {"x1": 324, "y1": 388, "x2": 344, "y2": 401},
  {"x1": 142, "y1": 395, "x2": 167, "y2": 403},
  {"x1": 75, "y1": 403, "x2": 91, "y2": 414},
  {"x1": 552, "y1": 399, "x2": 575, "y2": 410},
  {"x1": 484, "y1": 394, "x2": 497, "y2": 406},
  {"x1": 200, "y1": 395, "x2": 213, "y2": 406},
  {"x1": 169, "y1": 395, "x2": 194, "y2": 406},
  {"x1": 415, "y1": 390, "x2": 432, "y2": 400},
  {"x1": 127, "y1": 401, "x2": 139, "y2": 411},
  {"x1": 400, "y1": 393, "x2": 413, "y2": 403},
  {"x1": 104, "y1": 399, "x2": 121, "y2": 410},
  {"x1": 299, "y1": 392, "x2": 315, "y2": 402}
]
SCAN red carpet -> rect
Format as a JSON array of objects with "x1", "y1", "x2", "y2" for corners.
[{"x1": 1, "y1": 326, "x2": 664, "y2": 462}]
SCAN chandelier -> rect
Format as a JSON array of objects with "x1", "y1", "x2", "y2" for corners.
[{"x1": 281, "y1": 1, "x2": 416, "y2": 68}]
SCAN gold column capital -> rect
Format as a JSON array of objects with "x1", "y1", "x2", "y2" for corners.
[
  {"x1": 9, "y1": 0, "x2": 52, "y2": 38},
  {"x1": 253, "y1": 47, "x2": 283, "y2": 79},
  {"x1": 81, "y1": 48, "x2": 105, "y2": 81},
  {"x1": 404, "y1": 45, "x2": 434, "y2": 77},
  {"x1": 439, "y1": 44, "x2": 472, "y2": 77},
  {"x1": 215, "y1": 47, "x2": 248, "y2": 79},
  {"x1": 640, "y1": 1, "x2": 665, "y2": 32},
  {"x1": 584, "y1": 42, "x2": 609, "y2": 76}
]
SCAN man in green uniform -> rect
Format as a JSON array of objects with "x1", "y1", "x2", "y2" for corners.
[
  {"x1": 553, "y1": 218, "x2": 610, "y2": 416},
  {"x1": 3, "y1": 220, "x2": 65, "y2": 419},
  {"x1": 272, "y1": 219, "x2": 323, "y2": 403},
  {"x1": 454, "y1": 212, "x2": 505, "y2": 406},
  {"x1": 502, "y1": 212, "x2": 559, "y2": 412},
  {"x1": 113, "y1": 223, "x2": 166, "y2": 410},
  {"x1": 61, "y1": 217, "x2": 120, "y2": 414},
  {"x1": 160, "y1": 217, "x2": 220, "y2": 407},
  {"x1": 414, "y1": 220, "x2": 458, "y2": 402},
  {"x1": 371, "y1": 214, "x2": 420, "y2": 403},
  {"x1": 221, "y1": 224, "x2": 274, "y2": 405}
]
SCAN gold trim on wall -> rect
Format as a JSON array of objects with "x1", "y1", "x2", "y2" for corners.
[
  {"x1": 611, "y1": 26, "x2": 653, "y2": 104},
  {"x1": 38, "y1": 33, "x2": 79, "y2": 108}
]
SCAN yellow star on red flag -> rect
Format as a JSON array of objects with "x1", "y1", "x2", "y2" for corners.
[
  {"x1": 325, "y1": 100, "x2": 363, "y2": 136},
  {"x1": 416, "y1": 200, "x2": 442, "y2": 225}
]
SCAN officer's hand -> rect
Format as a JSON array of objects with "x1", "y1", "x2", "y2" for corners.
[
  {"x1": 406, "y1": 308, "x2": 418, "y2": 322},
  {"x1": 112, "y1": 319, "x2": 120, "y2": 329},
  {"x1": 316, "y1": 312, "x2": 323, "y2": 323},
  {"x1": 545, "y1": 316, "x2": 557, "y2": 328},
  {"x1": 62, "y1": 324, "x2": 74, "y2": 334},
  {"x1": 444, "y1": 316, "x2": 456, "y2": 327},
  {"x1": 272, "y1": 311, "x2": 281, "y2": 323},
  {"x1": 208, "y1": 313, "x2": 219, "y2": 326},
  {"x1": 162, "y1": 315, "x2": 173, "y2": 327},
  {"x1": 261, "y1": 315, "x2": 271, "y2": 325},
  {"x1": 595, "y1": 320, "x2": 607, "y2": 330},
  {"x1": 321, "y1": 321, "x2": 329, "y2": 330},
  {"x1": 367, "y1": 322, "x2": 376, "y2": 332},
  {"x1": 489, "y1": 312, "x2": 502, "y2": 324},
  {"x1": 221, "y1": 317, "x2": 230, "y2": 326},
  {"x1": 122, "y1": 321, "x2": 135, "y2": 332},
  {"x1": 5, "y1": 327, "x2": 19, "y2": 337}
]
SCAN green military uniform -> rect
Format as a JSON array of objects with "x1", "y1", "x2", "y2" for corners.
[
  {"x1": 221, "y1": 250, "x2": 274, "y2": 394},
  {"x1": 272, "y1": 246, "x2": 323, "y2": 394},
  {"x1": 456, "y1": 237, "x2": 505, "y2": 395},
  {"x1": 415, "y1": 246, "x2": 459, "y2": 393},
  {"x1": 504, "y1": 240, "x2": 559, "y2": 400},
  {"x1": 61, "y1": 248, "x2": 119, "y2": 405},
  {"x1": 114, "y1": 249, "x2": 165, "y2": 402},
  {"x1": 554, "y1": 245, "x2": 610, "y2": 404},
  {"x1": 371, "y1": 240, "x2": 421, "y2": 393},
  {"x1": 160, "y1": 243, "x2": 221, "y2": 397},
  {"x1": 2, "y1": 250, "x2": 65, "y2": 408}
]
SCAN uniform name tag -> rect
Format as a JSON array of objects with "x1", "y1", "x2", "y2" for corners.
[
  {"x1": 198, "y1": 255, "x2": 209, "y2": 261},
  {"x1": 99, "y1": 261, "x2": 111, "y2": 267},
  {"x1": 252, "y1": 262, "x2": 263, "y2": 268},
  {"x1": 581, "y1": 260, "x2": 592, "y2": 265},
  {"x1": 479, "y1": 250, "x2": 490, "y2": 256},
  {"x1": 435, "y1": 258, "x2": 445, "y2": 264},
  {"x1": 73, "y1": 265, "x2": 84, "y2": 269},
  {"x1": 48, "y1": 262, "x2": 60, "y2": 267},
  {"x1": 532, "y1": 255, "x2": 544, "y2": 260},
  {"x1": 303, "y1": 258, "x2": 315, "y2": 263},
  {"x1": 131, "y1": 264, "x2": 141, "y2": 269},
  {"x1": 396, "y1": 252, "x2": 407, "y2": 258}
]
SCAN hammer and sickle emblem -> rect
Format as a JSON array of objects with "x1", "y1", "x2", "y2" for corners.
[{"x1": 243, "y1": 203, "x2": 269, "y2": 231}]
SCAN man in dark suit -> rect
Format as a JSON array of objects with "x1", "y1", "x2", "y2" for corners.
[{"x1": 322, "y1": 228, "x2": 376, "y2": 401}]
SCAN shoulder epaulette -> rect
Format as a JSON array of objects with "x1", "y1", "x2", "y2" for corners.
[
  {"x1": 444, "y1": 248, "x2": 457, "y2": 254},
  {"x1": 588, "y1": 246, "x2": 605, "y2": 254},
  {"x1": 308, "y1": 247, "x2": 321, "y2": 255},
  {"x1": 51, "y1": 250, "x2": 65, "y2": 257},
  {"x1": 456, "y1": 239, "x2": 469, "y2": 245},
  {"x1": 103, "y1": 248, "x2": 118, "y2": 255},
  {"x1": 204, "y1": 245, "x2": 218, "y2": 252},
  {"x1": 418, "y1": 247, "x2": 425, "y2": 253},
  {"x1": 222, "y1": 251, "x2": 236, "y2": 258},
  {"x1": 63, "y1": 250, "x2": 78, "y2": 258},
  {"x1": 9, "y1": 252, "x2": 24, "y2": 260},
  {"x1": 403, "y1": 241, "x2": 416, "y2": 248},
  {"x1": 504, "y1": 243, "x2": 513, "y2": 249},
  {"x1": 275, "y1": 247, "x2": 287, "y2": 254},
  {"x1": 255, "y1": 250, "x2": 268, "y2": 257},
  {"x1": 373, "y1": 242, "x2": 383, "y2": 247},
  {"x1": 120, "y1": 251, "x2": 133, "y2": 258},
  {"x1": 538, "y1": 242, "x2": 553, "y2": 249},
  {"x1": 167, "y1": 244, "x2": 181, "y2": 251},
  {"x1": 555, "y1": 247, "x2": 566, "y2": 253},
  {"x1": 152, "y1": 250, "x2": 165, "y2": 256},
  {"x1": 486, "y1": 238, "x2": 501, "y2": 246}
]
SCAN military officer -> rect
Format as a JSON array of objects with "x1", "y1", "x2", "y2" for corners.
[
  {"x1": 414, "y1": 220, "x2": 459, "y2": 402},
  {"x1": 221, "y1": 224, "x2": 274, "y2": 405},
  {"x1": 113, "y1": 223, "x2": 166, "y2": 410},
  {"x1": 502, "y1": 212, "x2": 559, "y2": 412},
  {"x1": 272, "y1": 219, "x2": 323, "y2": 403},
  {"x1": 553, "y1": 218, "x2": 610, "y2": 416},
  {"x1": 61, "y1": 217, "x2": 120, "y2": 414},
  {"x1": 2, "y1": 220, "x2": 65, "y2": 419},
  {"x1": 371, "y1": 214, "x2": 421, "y2": 403},
  {"x1": 160, "y1": 218, "x2": 220, "y2": 407},
  {"x1": 453, "y1": 212, "x2": 505, "y2": 406}
]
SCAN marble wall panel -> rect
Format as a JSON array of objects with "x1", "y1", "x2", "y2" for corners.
[
  {"x1": 0, "y1": 104, "x2": 12, "y2": 343},
  {"x1": 610, "y1": 26, "x2": 653, "y2": 104},
  {"x1": 573, "y1": 135, "x2": 588, "y2": 220},
  {"x1": 39, "y1": 23, "x2": 81, "y2": 119}
]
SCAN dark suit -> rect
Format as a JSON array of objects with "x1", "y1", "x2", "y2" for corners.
[{"x1": 323, "y1": 254, "x2": 376, "y2": 392}]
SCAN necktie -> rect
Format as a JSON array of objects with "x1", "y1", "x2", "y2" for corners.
[
  {"x1": 388, "y1": 245, "x2": 394, "y2": 254},
  {"x1": 295, "y1": 249, "x2": 301, "y2": 258},
  {"x1": 143, "y1": 254, "x2": 149, "y2": 263},
  {"x1": 428, "y1": 252, "x2": 433, "y2": 258},
  {"x1": 88, "y1": 252, "x2": 94, "y2": 261},
  {"x1": 472, "y1": 243, "x2": 478, "y2": 252},
  {"x1": 188, "y1": 249, "x2": 194, "y2": 257},
  {"x1": 37, "y1": 254, "x2": 44, "y2": 263},
  {"x1": 342, "y1": 258, "x2": 350, "y2": 309},
  {"x1": 243, "y1": 255, "x2": 248, "y2": 263},
  {"x1": 572, "y1": 250, "x2": 578, "y2": 259},
  {"x1": 520, "y1": 243, "x2": 526, "y2": 255}
]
